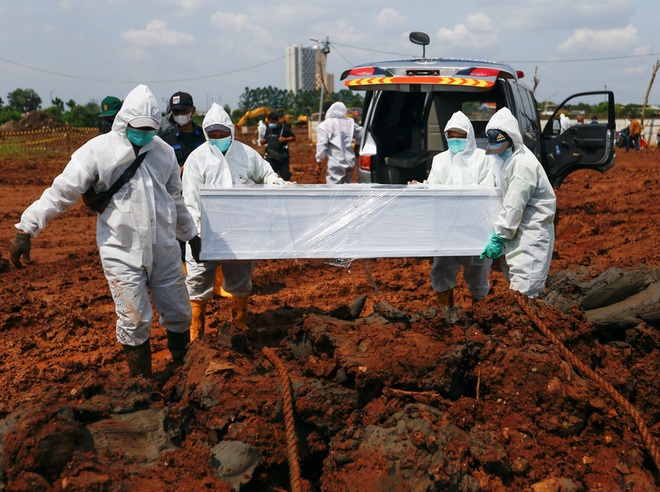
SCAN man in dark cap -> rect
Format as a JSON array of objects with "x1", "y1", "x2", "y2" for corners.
[
  {"x1": 98, "y1": 96, "x2": 122, "y2": 134},
  {"x1": 159, "y1": 91, "x2": 205, "y2": 171}
]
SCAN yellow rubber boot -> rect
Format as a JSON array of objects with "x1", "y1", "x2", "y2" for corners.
[
  {"x1": 231, "y1": 296, "x2": 249, "y2": 331},
  {"x1": 436, "y1": 289, "x2": 454, "y2": 307},
  {"x1": 190, "y1": 300, "x2": 207, "y2": 341},
  {"x1": 213, "y1": 268, "x2": 233, "y2": 298}
]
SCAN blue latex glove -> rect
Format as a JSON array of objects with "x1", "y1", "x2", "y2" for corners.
[{"x1": 480, "y1": 233, "x2": 506, "y2": 259}]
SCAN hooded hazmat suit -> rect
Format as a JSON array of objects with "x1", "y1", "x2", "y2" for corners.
[
  {"x1": 182, "y1": 103, "x2": 284, "y2": 300},
  {"x1": 427, "y1": 111, "x2": 492, "y2": 300},
  {"x1": 15, "y1": 84, "x2": 198, "y2": 346},
  {"x1": 485, "y1": 107, "x2": 556, "y2": 297},
  {"x1": 315, "y1": 102, "x2": 362, "y2": 184}
]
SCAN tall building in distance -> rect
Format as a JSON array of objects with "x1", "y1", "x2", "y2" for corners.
[
  {"x1": 286, "y1": 44, "x2": 334, "y2": 94},
  {"x1": 286, "y1": 44, "x2": 316, "y2": 94}
]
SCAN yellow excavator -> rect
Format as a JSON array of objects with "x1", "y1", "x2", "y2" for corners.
[
  {"x1": 235, "y1": 107, "x2": 271, "y2": 128},
  {"x1": 235, "y1": 107, "x2": 294, "y2": 128}
]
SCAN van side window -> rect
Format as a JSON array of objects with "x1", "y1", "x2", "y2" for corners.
[{"x1": 518, "y1": 86, "x2": 540, "y2": 155}]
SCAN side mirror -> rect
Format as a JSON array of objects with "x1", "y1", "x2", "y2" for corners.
[{"x1": 552, "y1": 119, "x2": 561, "y2": 136}]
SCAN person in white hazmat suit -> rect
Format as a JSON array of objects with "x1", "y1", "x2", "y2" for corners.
[
  {"x1": 8, "y1": 84, "x2": 198, "y2": 378},
  {"x1": 481, "y1": 107, "x2": 556, "y2": 298},
  {"x1": 426, "y1": 111, "x2": 492, "y2": 307},
  {"x1": 315, "y1": 101, "x2": 362, "y2": 184},
  {"x1": 182, "y1": 103, "x2": 284, "y2": 339}
]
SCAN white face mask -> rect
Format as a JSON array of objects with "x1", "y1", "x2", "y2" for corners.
[{"x1": 173, "y1": 112, "x2": 193, "y2": 126}]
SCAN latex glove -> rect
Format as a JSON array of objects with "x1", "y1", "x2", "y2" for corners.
[
  {"x1": 9, "y1": 231, "x2": 31, "y2": 268},
  {"x1": 189, "y1": 236, "x2": 202, "y2": 263},
  {"x1": 480, "y1": 233, "x2": 506, "y2": 260}
]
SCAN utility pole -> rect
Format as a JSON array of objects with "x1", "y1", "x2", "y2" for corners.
[
  {"x1": 310, "y1": 37, "x2": 331, "y2": 122},
  {"x1": 641, "y1": 60, "x2": 659, "y2": 132}
]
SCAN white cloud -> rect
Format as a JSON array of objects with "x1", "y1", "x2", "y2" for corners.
[
  {"x1": 374, "y1": 8, "x2": 408, "y2": 29},
  {"x1": 498, "y1": 0, "x2": 634, "y2": 31},
  {"x1": 121, "y1": 19, "x2": 194, "y2": 47},
  {"x1": 558, "y1": 24, "x2": 639, "y2": 52},
  {"x1": 169, "y1": 0, "x2": 204, "y2": 9},
  {"x1": 58, "y1": 0, "x2": 72, "y2": 10},
  {"x1": 435, "y1": 13, "x2": 498, "y2": 50},
  {"x1": 209, "y1": 10, "x2": 269, "y2": 43},
  {"x1": 122, "y1": 47, "x2": 148, "y2": 61}
]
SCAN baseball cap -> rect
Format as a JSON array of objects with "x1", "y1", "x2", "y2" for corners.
[
  {"x1": 205, "y1": 123, "x2": 231, "y2": 133},
  {"x1": 128, "y1": 116, "x2": 160, "y2": 131},
  {"x1": 99, "y1": 96, "x2": 122, "y2": 117},
  {"x1": 485, "y1": 129, "x2": 512, "y2": 154},
  {"x1": 169, "y1": 91, "x2": 194, "y2": 110}
]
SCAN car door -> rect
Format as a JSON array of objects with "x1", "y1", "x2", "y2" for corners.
[{"x1": 541, "y1": 91, "x2": 615, "y2": 188}]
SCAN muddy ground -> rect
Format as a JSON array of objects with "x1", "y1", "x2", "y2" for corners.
[{"x1": 0, "y1": 127, "x2": 658, "y2": 491}]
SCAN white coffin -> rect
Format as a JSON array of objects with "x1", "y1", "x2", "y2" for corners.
[{"x1": 199, "y1": 184, "x2": 503, "y2": 260}]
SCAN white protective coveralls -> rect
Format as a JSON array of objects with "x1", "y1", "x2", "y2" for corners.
[
  {"x1": 427, "y1": 111, "x2": 492, "y2": 300},
  {"x1": 15, "y1": 84, "x2": 198, "y2": 345},
  {"x1": 315, "y1": 102, "x2": 362, "y2": 184},
  {"x1": 257, "y1": 120, "x2": 267, "y2": 146},
  {"x1": 486, "y1": 107, "x2": 557, "y2": 297},
  {"x1": 183, "y1": 103, "x2": 284, "y2": 300}
]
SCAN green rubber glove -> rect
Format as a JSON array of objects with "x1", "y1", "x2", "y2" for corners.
[{"x1": 480, "y1": 233, "x2": 506, "y2": 260}]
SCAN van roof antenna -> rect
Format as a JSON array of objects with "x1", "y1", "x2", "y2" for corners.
[{"x1": 409, "y1": 31, "x2": 430, "y2": 59}]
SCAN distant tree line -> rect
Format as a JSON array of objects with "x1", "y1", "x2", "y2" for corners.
[
  {"x1": 1, "y1": 86, "x2": 655, "y2": 129},
  {"x1": 0, "y1": 88, "x2": 99, "y2": 127}
]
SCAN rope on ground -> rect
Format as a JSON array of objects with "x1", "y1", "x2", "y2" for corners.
[
  {"x1": 261, "y1": 346, "x2": 302, "y2": 492},
  {"x1": 515, "y1": 293, "x2": 660, "y2": 472}
]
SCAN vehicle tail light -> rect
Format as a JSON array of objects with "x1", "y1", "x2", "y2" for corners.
[
  {"x1": 516, "y1": 70, "x2": 525, "y2": 79},
  {"x1": 468, "y1": 68, "x2": 500, "y2": 77},
  {"x1": 349, "y1": 67, "x2": 375, "y2": 76},
  {"x1": 359, "y1": 155, "x2": 372, "y2": 172}
]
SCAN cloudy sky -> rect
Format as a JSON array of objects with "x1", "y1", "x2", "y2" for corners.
[{"x1": 0, "y1": 0, "x2": 658, "y2": 113}]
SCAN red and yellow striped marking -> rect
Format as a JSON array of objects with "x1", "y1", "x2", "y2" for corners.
[{"x1": 344, "y1": 76, "x2": 494, "y2": 88}]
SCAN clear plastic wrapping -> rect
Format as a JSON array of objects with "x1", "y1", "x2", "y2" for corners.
[{"x1": 199, "y1": 183, "x2": 502, "y2": 260}]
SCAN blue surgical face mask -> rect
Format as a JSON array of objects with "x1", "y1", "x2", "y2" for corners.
[
  {"x1": 268, "y1": 122, "x2": 277, "y2": 129},
  {"x1": 497, "y1": 147, "x2": 514, "y2": 161},
  {"x1": 210, "y1": 136, "x2": 232, "y2": 153},
  {"x1": 447, "y1": 138, "x2": 468, "y2": 154},
  {"x1": 126, "y1": 127, "x2": 155, "y2": 147}
]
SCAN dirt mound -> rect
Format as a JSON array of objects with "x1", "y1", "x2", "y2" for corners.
[
  {"x1": 0, "y1": 128, "x2": 658, "y2": 490},
  {"x1": 0, "y1": 110, "x2": 67, "y2": 132}
]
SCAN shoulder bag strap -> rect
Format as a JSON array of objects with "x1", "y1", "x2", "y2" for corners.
[{"x1": 102, "y1": 151, "x2": 148, "y2": 200}]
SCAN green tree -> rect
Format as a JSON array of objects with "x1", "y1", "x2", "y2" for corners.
[
  {"x1": 7, "y1": 88, "x2": 42, "y2": 113},
  {"x1": 63, "y1": 101, "x2": 100, "y2": 127},
  {"x1": 45, "y1": 97, "x2": 66, "y2": 120},
  {"x1": 0, "y1": 108, "x2": 21, "y2": 125},
  {"x1": 51, "y1": 97, "x2": 65, "y2": 112}
]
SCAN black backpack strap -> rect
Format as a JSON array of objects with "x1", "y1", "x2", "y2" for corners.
[{"x1": 104, "y1": 151, "x2": 148, "y2": 199}]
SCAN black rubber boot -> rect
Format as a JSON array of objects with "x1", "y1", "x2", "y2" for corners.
[
  {"x1": 167, "y1": 330, "x2": 190, "y2": 363},
  {"x1": 122, "y1": 339, "x2": 153, "y2": 378}
]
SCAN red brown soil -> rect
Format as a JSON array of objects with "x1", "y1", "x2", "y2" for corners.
[{"x1": 0, "y1": 128, "x2": 658, "y2": 491}]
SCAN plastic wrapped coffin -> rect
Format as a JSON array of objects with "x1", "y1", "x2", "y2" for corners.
[{"x1": 199, "y1": 184, "x2": 503, "y2": 260}]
